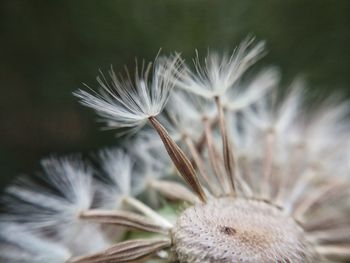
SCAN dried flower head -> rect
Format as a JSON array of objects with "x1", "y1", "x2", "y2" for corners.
[{"x1": 1, "y1": 39, "x2": 350, "y2": 263}]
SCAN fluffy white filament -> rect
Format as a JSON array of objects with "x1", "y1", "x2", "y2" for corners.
[
  {"x1": 175, "y1": 37, "x2": 265, "y2": 98},
  {"x1": 95, "y1": 149, "x2": 136, "y2": 208},
  {"x1": 0, "y1": 223, "x2": 71, "y2": 263},
  {"x1": 1, "y1": 156, "x2": 111, "y2": 255},
  {"x1": 2, "y1": 156, "x2": 94, "y2": 232},
  {"x1": 74, "y1": 54, "x2": 183, "y2": 132}
]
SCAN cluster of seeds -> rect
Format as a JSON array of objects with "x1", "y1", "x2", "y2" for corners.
[{"x1": 1, "y1": 38, "x2": 350, "y2": 263}]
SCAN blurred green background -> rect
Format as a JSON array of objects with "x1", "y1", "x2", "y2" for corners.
[{"x1": 0, "y1": 0, "x2": 349, "y2": 190}]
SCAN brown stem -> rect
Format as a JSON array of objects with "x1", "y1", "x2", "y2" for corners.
[
  {"x1": 261, "y1": 128, "x2": 274, "y2": 199},
  {"x1": 184, "y1": 134, "x2": 221, "y2": 196},
  {"x1": 194, "y1": 116, "x2": 219, "y2": 155},
  {"x1": 203, "y1": 117, "x2": 228, "y2": 194},
  {"x1": 215, "y1": 96, "x2": 236, "y2": 194}
]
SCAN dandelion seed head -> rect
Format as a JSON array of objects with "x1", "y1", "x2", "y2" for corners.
[{"x1": 2, "y1": 38, "x2": 350, "y2": 263}]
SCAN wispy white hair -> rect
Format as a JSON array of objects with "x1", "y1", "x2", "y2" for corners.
[
  {"x1": 130, "y1": 131, "x2": 173, "y2": 180},
  {"x1": 223, "y1": 67, "x2": 280, "y2": 112},
  {"x1": 175, "y1": 37, "x2": 265, "y2": 98},
  {"x1": 1, "y1": 156, "x2": 93, "y2": 238},
  {"x1": 74, "y1": 54, "x2": 183, "y2": 133},
  {"x1": 95, "y1": 148, "x2": 136, "y2": 209},
  {"x1": 0, "y1": 223, "x2": 71, "y2": 263},
  {"x1": 1, "y1": 156, "x2": 112, "y2": 256},
  {"x1": 163, "y1": 89, "x2": 213, "y2": 142}
]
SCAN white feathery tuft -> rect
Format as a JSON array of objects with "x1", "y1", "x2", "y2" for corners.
[
  {"x1": 74, "y1": 54, "x2": 183, "y2": 133},
  {"x1": 64, "y1": 223, "x2": 111, "y2": 256},
  {"x1": 175, "y1": 37, "x2": 265, "y2": 98},
  {"x1": 95, "y1": 149, "x2": 136, "y2": 208},
  {"x1": 243, "y1": 80, "x2": 304, "y2": 140},
  {"x1": 131, "y1": 131, "x2": 172, "y2": 175},
  {"x1": 2, "y1": 156, "x2": 94, "y2": 232},
  {"x1": 223, "y1": 67, "x2": 280, "y2": 112},
  {"x1": 1, "y1": 156, "x2": 111, "y2": 255},
  {"x1": 129, "y1": 131, "x2": 174, "y2": 196},
  {"x1": 303, "y1": 99, "x2": 350, "y2": 167},
  {"x1": 0, "y1": 223, "x2": 71, "y2": 263}
]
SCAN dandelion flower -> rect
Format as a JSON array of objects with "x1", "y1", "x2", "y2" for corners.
[{"x1": 1, "y1": 39, "x2": 350, "y2": 263}]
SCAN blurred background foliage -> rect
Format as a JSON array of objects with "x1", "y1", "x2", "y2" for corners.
[{"x1": 0, "y1": 0, "x2": 349, "y2": 190}]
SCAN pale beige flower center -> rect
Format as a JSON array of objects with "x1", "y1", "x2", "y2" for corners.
[{"x1": 172, "y1": 198, "x2": 316, "y2": 263}]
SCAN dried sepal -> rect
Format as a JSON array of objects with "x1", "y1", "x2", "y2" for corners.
[
  {"x1": 148, "y1": 116, "x2": 207, "y2": 203},
  {"x1": 80, "y1": 210, "x2": 170, "y2": 234},
  {"x1": 294, "y1": 180, "x2": 346, "y2": 222},
  {"x1": 315, "y1": 245, "x2": 350, "y2": 260},
  {"x1": 68, "y1": 238, "x2": 171, "y2": 263},
  {"x1": 149, "y1": 179, "x2": 198, "y2": 204}
]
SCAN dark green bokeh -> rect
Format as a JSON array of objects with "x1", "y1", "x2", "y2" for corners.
[{"x1": 0, "y1": 0, "x2": 349, "y2": 189}]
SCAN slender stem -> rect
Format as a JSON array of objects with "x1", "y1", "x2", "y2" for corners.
[
  {"x1": 183, "y1": 134, "x2": 221, "y2": 196},
  {"x1": 203, "y1": 117, "x2": 228, "y2": 194},
  {"x1": 215, "y1": 96, "x2": 236, "y2": 194},
  {"x1": 123, "y1": 196, "x2": 173, "y2": 228},
  {"x1": 260, "y1": 128, "x2": 274, "y2": 199},
  {"x1": 194, "y1": 116, "x2": 219, "y2": 154}
]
